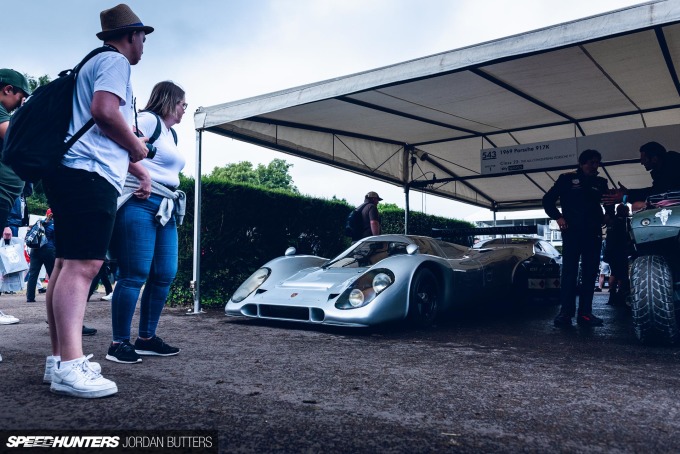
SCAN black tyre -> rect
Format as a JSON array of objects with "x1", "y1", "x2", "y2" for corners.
[
  {"x1": 408, "y1": 268, "x2": 440, "y2": 328},
  {"x1": 630, "y1": 255, "x2": 679, "y2": 346}
]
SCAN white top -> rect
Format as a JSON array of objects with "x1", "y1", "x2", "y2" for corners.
[
  {"x1": 63, "y1": 52, "x2": 133, "y2": 194},
  {"x1": 135, "y1": 111, "x2": 185, "y2": 188}
]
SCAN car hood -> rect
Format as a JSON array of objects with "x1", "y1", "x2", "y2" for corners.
[{"x1": 276, "y1": 267, "x2": 365, "y2": 292}]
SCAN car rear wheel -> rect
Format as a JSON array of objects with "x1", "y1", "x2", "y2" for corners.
[
  {"x1": 408, "y1": 268, "x2": 439, "y2": 328},
  {"x1": 631, "y1": 255, "x2": 679, "y2": 346}
]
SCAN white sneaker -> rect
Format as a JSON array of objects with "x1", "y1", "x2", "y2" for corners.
[
  {"x1": 44, "y1": 354, "x2": 101, "y2": 384},
  {"x1": 100, "y1": 293, "x2": 113, "y2": 301},
  {"x1": 50, "y1": 356, "x2": 117, "y2": 398},
  {"x1": 0, "y1": 310, "x2": 19, "y2": 325}
]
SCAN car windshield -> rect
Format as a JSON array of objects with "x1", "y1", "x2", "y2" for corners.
[{"x1": 325, "y1": 241, "x2": 410, "y2": 268}]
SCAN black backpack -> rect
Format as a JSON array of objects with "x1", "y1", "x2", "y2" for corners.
[
  {"x1": 344, "y1": 202, "x2": 368, "y2": 239},
  {"x1": 2, "y1": 46, "x2": 115, "y2": 182}
]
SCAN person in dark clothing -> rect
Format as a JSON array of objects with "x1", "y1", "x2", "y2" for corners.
[
  {"x1": 87, "y1": 258, "x2": 114, "y2": 301},
  {"x1": 26, "y1": 209, "x2": 56, "y2": 303},
  {"x1": 604, "y1": 204, "x2": 632, "y2": 306},
  {"x1": 543, "y1": 149, "x2": 615, "y2": 328},
  {"x1": 356, "y1": 191, "x2": 382, "y2": 240},
  {"x1": 603, "y1": 141, "x2": 680, "y2": 210}
]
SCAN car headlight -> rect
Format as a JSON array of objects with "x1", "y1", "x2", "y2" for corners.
[
  {"x1": 231, "y1": 268, "x2": 270, "y2": 303},
  {"x1": 372, "y1": 273, "x2": 392, "y2": 293},
  {"x1": 336, "y1": 269, "x2": 395, "y2": 309},
  {"x1": 348, "y1": 289, "x2": 364, "y2": 307}
]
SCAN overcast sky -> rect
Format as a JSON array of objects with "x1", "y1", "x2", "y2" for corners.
[{"x1": 8, "y1": 0, "x2": 644, "y2": 219}]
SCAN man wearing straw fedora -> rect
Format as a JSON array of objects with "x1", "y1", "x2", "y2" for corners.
[{"x1": 42, "y1": 4, "x2": 154, "y2": 398}]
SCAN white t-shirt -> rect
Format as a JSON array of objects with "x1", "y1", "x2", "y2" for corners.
[
  {"x1": 62, "y1": 51, "x2": 133, "y2": 194},
  {"x1": 136, "y1": 111, "x2": 185, "y2": 188}
]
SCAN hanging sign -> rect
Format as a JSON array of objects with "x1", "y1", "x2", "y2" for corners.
[{"x1": 480, "y1": 124, "x2": 680, "y2": 176}]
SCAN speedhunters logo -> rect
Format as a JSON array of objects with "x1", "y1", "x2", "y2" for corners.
[
  {"x1": 1, "y1": 431, "x2": 217, "y2": 453},
  {"x1": 6, "y1": 436, "x2": 119, "y2": 448}
]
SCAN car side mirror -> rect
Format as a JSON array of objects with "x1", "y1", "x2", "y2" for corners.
[
  {"x1": 284, "y1": 247, "x2": 296, "y2": 256},
  {"x1": 406, "y1": 244, "x2": 419, "y2": 255}
]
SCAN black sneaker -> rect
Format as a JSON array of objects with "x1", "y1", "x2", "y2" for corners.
[
  {"x1": 594, "y1": 288, "x2": 602, "y2": 292},
  {"x1": 608, "y1": 292, "x2": 630, "y2": 307},
  {"x1": 553, "y1": 315, "x2": 573, "y2": 328},
  {"x1": 134, "y1": 336, "x2": 180, "y2": 356},
  {"x1": 82, "y1": 325, "x2": 97, "y2": 336},
  {"x1": 106, "y1": 340, "x2": 142, "y2": 364},
  {"x1": 577, "y1": 314, "x2": 604, "y2": 327}
]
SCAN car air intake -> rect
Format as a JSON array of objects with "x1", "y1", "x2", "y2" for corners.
[{"x1": 259, "y1": 305, "x2": 309, "y2": 321}]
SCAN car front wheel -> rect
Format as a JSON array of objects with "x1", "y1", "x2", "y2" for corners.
[
  {"x1": 408, "y1": 268, "x2": 440, "y2": 328},
  {"x1": 631, "y1": 255, "x2": 679, "y2": 346}
]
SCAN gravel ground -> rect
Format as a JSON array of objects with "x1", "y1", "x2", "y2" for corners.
[{"x1": 1, "y1": 291, "x2": 680, "y2": 453}]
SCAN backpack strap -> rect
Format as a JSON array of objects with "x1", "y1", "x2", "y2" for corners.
[
  {"x1": 73, "y1": 45, "x2": 118, "y2": 73},
  {"x1": 64, "y1": 46, "x2": 118, "y2": 149},
  {"x1": 357, "y1": 202, "x2": 370, "y2": 214},
  {"x1": 144, "y1": 112, "x2": 179, "y2": 146},
  {"x1": 147, "y1": 112, "x2": 163, "y2": 145}
]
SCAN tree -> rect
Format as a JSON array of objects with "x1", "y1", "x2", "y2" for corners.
[
  {"x1": 209, "y1": 158, "x2": 299, "y2": 194},
  {"x1": 210, "y1": 161, "x2": 257, "y2": 185},
  {"x1": 26, "y1": 74, "x2": 51, "y2": 94}
]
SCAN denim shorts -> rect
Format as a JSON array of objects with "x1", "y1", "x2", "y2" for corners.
[{"x1": 43, "y1": 165, "x2": 118, "y2": 260}]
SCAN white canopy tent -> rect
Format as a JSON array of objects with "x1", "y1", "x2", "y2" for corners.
[{"x1": 189, "y1": 0, "x2": 680, "y2": 311}]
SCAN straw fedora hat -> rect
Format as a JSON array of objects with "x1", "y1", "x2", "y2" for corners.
[{"x1": 96, "y1": 4, "x2": 154, "y2": 40}]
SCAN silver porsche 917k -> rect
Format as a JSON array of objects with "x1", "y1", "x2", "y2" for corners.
[{"x1": 225, "y1": 234, "x2": 562, "y2": 327}]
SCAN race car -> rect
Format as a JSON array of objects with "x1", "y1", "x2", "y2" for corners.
[
  {"x1": 226, "y1": 234, "x2": 561, "y2": 327},
  {"x1": 472, "y1": 237, "x2": 562, "y2": 294}
]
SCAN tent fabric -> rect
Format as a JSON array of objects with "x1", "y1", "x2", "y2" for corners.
[{"x1": 195, "y1": 0, "x2": 680, "y2": 211}]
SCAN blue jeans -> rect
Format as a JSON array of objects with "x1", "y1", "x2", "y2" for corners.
[{"x1": 111, "y1": 194, "x2": 178, "y2": 342}]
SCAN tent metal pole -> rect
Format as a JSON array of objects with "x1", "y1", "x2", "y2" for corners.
[
  {"x1": 403, "y1": 145, "x2": 412, "y2": 235},
  {"x1": 404, "y1": 185, "x2": 409, "y2": 235},
  {"x1": 188, "y1": 129, "x2": 204, "y2": 315}
]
